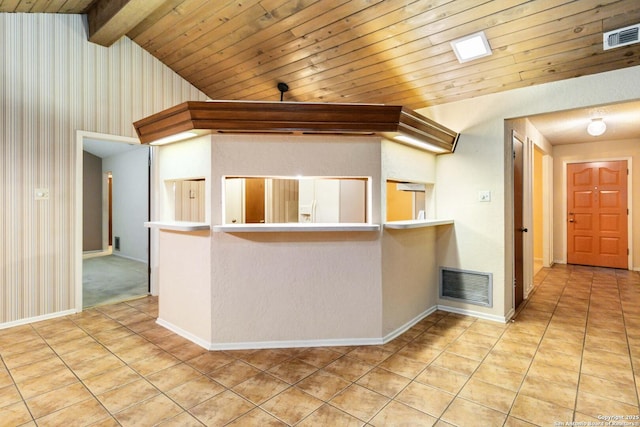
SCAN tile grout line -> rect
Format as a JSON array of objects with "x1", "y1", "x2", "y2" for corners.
[
  {"x1": 616, "y1": 270, "x2": 640, "y2": 409},
  {"x1": 355, "y1": 313, "x2": 455, "y2": 425},
  {"x1": 501, "y1": 268, "x2": 569, "y2": 427},
  {"x1": 4, "y1": 266, "x2": 640, "y2": 426},
  {"x1": 26, "y1": 300, "x2": 183, "y2": 425},
  {"x1": 363, "y1": 312, "x2": 515, "y2": 425},
  {"x1": 50, "y1": 304, "x2": 162, "y2": 425},
  {"x1": 25, "y1": 319, "x2": 120, "y2": 425},
  {"x1": 1, "y1": 324, "x2": 41, "y2": 425},
  {"x1": 294, "y1": 317, "x2": 442, "y2": 426},
  {"x1": 571, "y1": 267, "x2": 592, "y2": 422},
  {"x1": 87, "y1": 300, "x2": 245, "y2": 426}
]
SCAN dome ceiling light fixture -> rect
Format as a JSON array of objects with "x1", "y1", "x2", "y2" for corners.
[{"x1": 587, "y1": 118, "x2": 607, "y2": 136}]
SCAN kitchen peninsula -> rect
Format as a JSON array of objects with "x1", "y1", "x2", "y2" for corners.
[{"x1": 136, "y1": 101, "x2": 457, "y2": 349}]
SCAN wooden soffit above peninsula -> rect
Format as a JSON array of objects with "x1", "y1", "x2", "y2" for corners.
[{"x1": 133, "y1": 101, "x2": 459, "y2": 153}]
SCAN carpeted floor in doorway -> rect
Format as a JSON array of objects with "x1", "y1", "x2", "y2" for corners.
[{"x1": 83, "y1": 255, "x2": 148, "y2": 308}]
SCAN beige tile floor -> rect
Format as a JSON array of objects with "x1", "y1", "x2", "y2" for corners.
[{"x1": 1, "y1": 264, "x2": 640, "y2": 426}]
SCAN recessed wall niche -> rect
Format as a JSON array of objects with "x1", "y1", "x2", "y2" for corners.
[
  {"x1": 386, "y1": 180, "x2": 434, "y2": 222},
  {"x1": 170, "y1": 178, "x2": 205, "y2": 222},
  {"x1": 223, "y1": 176, "x2": 370, "y2": 224}
]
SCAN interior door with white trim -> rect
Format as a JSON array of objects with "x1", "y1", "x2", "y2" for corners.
[{"x1": 567, "y1": 160, "x2": 628, "y2": 269}]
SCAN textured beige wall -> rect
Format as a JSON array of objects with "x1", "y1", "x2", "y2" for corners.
[
  {"x1": 154, "y1": 135, "x2": 212, "y2": 343},
  {"x1": 153, "y1": 135, "x2": 444, "y2": 347},
  {"x1": 158, "y1": 229, "x2": 212, "y2": 345},
  {"x1": 209, "y1": 134, "x2": 384, "y2": 344},
  {"x1": 0, "y1": 14, "x2": 206, "y2": 325},
  {"x1": 381, "y1": 140, "x2": 439, "y2": 336},
  {"x1": 420, "y1": 65, "x2": 640, "y2": 319}
]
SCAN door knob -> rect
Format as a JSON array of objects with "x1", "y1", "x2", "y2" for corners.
[
  {"x1": 520, "y1": 227, "x2": 528, "y2": 232},
  {"x1": 568, "y1": 219, "x2": 574, "y2": 222}
]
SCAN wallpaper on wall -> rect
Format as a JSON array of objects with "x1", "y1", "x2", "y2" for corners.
[{"x1": 0, "y1": 13, "x2": 207, "y2": 324}]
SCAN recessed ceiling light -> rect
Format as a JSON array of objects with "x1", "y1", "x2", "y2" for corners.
[{"x1": 451, "y1": 31, "x2": 493, "y2": 63}]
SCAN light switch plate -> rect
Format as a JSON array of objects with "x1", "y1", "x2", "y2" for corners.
[
  {"x1": 478, "y1": 190, "x2": 491, "y2": 202},
  {"x1": 35, "y1": 188, "x2": 49, "y2": 200}
]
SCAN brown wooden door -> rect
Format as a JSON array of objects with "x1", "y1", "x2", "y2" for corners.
[
  {"x1": 245, "y1": 178, "x2": 265, "y2": 223},
  {"x1": 108, "y1": 175, "x2": 113, "y2": 245},
  {"x1": 567, "y1": 161, "x2": 628, "y2": 269},
  {"x1": 513, "y1": 136, "x2": 524, "y2": 309}
]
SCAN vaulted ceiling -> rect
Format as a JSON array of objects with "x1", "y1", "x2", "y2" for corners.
[
  {"x1": 3, "y1": 0, "x2": 640, "y2": 143},
  {"x1": 3, "y1": 0, "x2": 640, "y2": 109}
]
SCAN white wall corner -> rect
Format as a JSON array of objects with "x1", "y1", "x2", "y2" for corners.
[{"x1": 382, "y1": 306, "x2": 439, "y2": 344}]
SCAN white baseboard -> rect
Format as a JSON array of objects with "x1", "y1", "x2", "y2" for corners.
[
  {"x1": 157, "y1": 304, "x2": 514, "y2": 350},
  {"x1": 159, "y1": 306, "x2": 442, "y2": 351},
  {"x1": 82, "y1": 247, "x2": 112, "y2": 259},
  {"x1": 158, "y1": 315, "x2": 385, "y2": 350},
  {"x1": 208, "y1": 336, "x2": 383, "y2": 351},
  {"x1": 113, "y1": 253, "x2": 147, "y2": 264},
  {"x1": 437, "y1": 304, "x2": 512, "y2": 324},
  {"x1": 155, "y1": 318, "x2": 211, "y2": 350},
  {"x1": 504, "y1": 308, "x2": 516, "y2": 322},
  {"x1": 0, "y1": 309, "x2": 78, "y2": 330},
  {"x1": 382, "y1": 306, "x2": 438, "y2": 343}
]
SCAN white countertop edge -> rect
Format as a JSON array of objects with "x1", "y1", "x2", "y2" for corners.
[
  {"x1": 212, "y1": 223, "x2": 381, "y2": 232},
  {"x1": 384, "y1": 219, "x2": 454, "y2": 229},
  {"x1": 144, "y1": 221, "x2": 211, "y2": 231}
]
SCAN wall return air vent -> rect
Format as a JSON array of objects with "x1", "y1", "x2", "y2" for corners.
[
  {"x1": 603, "y1": 23, "x2": 640, "y2": 50},
  {"x1": 440, "y1": 267, "x2": 492, "y2": 307}
]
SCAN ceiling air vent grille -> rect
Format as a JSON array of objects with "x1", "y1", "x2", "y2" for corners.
[{"x1": 603, "y1": 24, "x2": 640, "y2": 50}]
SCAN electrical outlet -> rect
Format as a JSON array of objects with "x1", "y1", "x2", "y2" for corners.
[
  {"x1": 478, "y1": 190, "x2": 491, "y2": 202},
  {"x1": 35, "y1": 188, "x2": 49, "y2": 200}
]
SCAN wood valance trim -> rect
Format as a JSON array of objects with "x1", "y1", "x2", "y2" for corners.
[{"x1": 133, "y1": 101, "x2": 459, "y2": 153}]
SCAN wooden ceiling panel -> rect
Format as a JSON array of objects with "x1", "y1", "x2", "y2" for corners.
[
  {"x1": 171, "y1": 0, "x2": 328, "y2": 81},
  {"x1": 153, "y1": 2, "x2": 260, "y2": 65},
  {"x1": 0, "y1": 0, "x2": 93, "y2": 13},
  {"x1": 130, "y1": 0, "x2": 216, "y2": 49},
  {"x1": 188, "y1": 0, "x2": 383, "y2": 90},
  {"x1": 198, "y1": 1, "x2": 443, "y2": 98},
  {"x1": 2, "y1": 0, "x2": 639, "y2": 107}
]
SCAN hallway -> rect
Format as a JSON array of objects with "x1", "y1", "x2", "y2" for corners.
[{"x1": 0, "y1": 264, "x2": 639, "y2": 426}]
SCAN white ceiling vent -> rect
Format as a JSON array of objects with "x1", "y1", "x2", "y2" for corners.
[{"x1": 603, "y1": 23, "x2": 640, "y2": 50}]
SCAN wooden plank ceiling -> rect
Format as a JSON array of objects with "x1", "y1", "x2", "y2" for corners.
[{"x1": 2, "y1": 0, "x2": 640, "y2": 109}]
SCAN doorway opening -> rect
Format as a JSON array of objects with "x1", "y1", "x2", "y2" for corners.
[
  {"x1": 506, "y1": 122, "x2": 553, "y2": 313},
  {"x1": 77, "y1": 131, "x2": 150, "y2": 310}
]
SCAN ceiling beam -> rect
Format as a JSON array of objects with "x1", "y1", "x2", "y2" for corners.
[{"x1": 87, "y1": 0, "x2": 165, "y2": 47}]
